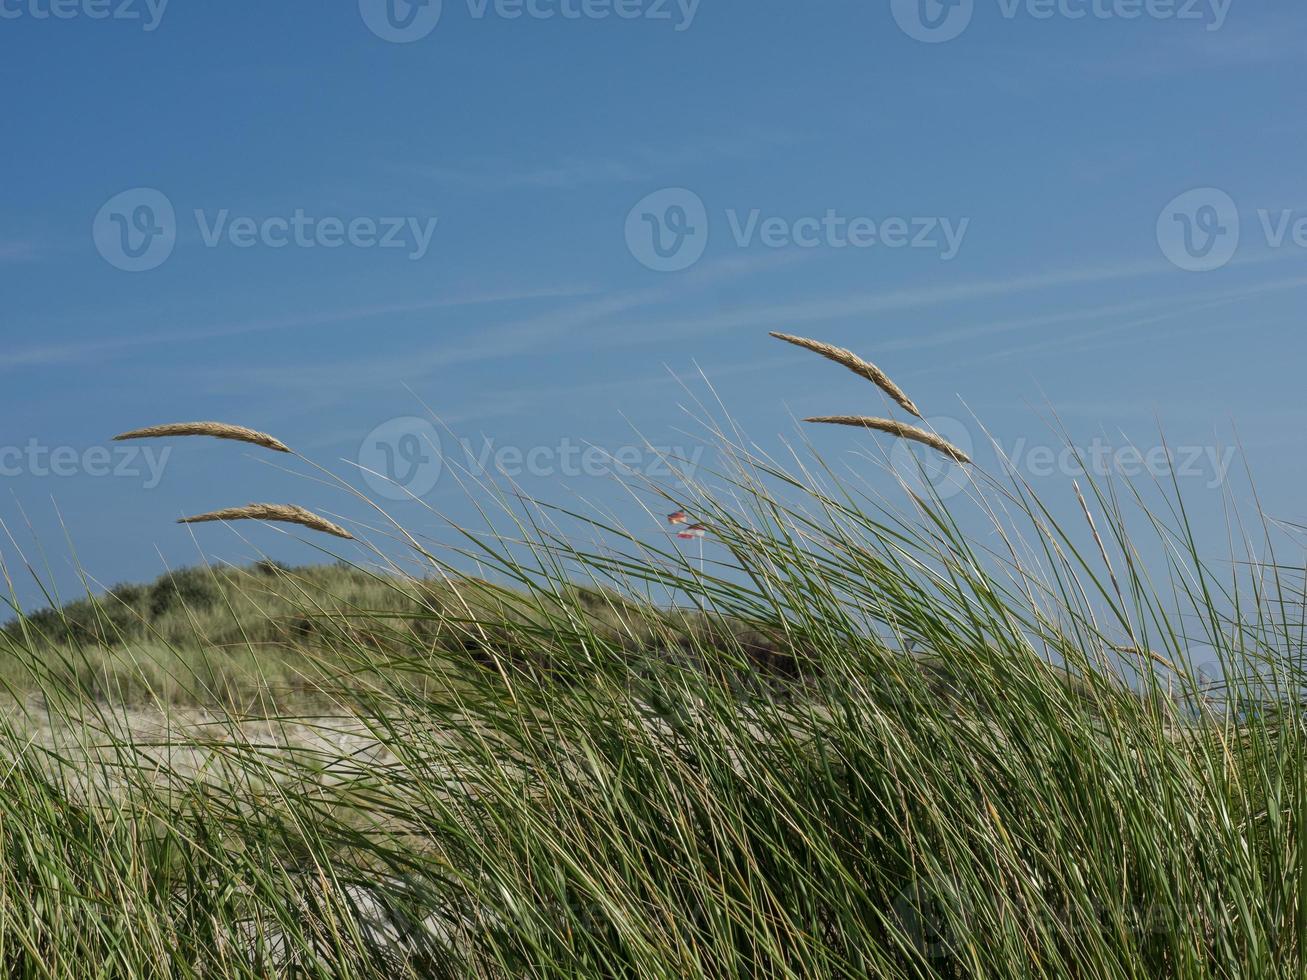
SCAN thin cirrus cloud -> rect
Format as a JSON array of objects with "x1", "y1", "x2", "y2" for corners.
[
  {"x1": 218, "y1": 251, "x2": 803, "y2": 396},
  {"x1": 214, "y1": 252, "x2": 1307, "y2": 403},
  {"x1": 0, "y1": 240, "x2": 37, "y2": 261},
  {"x1": 588, "y1": 267, "x2": 1307, "y2": 396},
  {"x1": 404, "y1": 158, "x2": 653, "y2": 191},
  {"x1": 0, "y1": 284, "x2": 596, "y2": 371},
  {"x1": 605, "y1": 247, "x2": 1304, "y2": 347},
  {"x1": 886, "y1": 272, "x2": 1307, "y2": 360},
  {"x1": 680, "y1": 295, "x2": 1243, "y2": 393},
  {"x1": 972, "y1": 280, "x2": 1307, "y2": 364},
  {"x1": 608, "y1": 255, "x2": 1193, "y2": 343},
  {"x1": 395, "y1": 131, "x2": 796, "y2": 192},
  {"x1": 1086, "y1": 11, "x2": 1304, "y2": 78},
  {"x1": 304, "y1": 363, "x2": 700, "y2": 449}
]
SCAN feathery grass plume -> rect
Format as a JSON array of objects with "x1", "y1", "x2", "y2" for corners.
[
  {"x1": 770, "y1": 332, "x2": 923, "y2": 418},
  {"x1": 114, "y1": 422, "x2": 292, "y2": 454},
  {"x1": 804, "y1": 415, "x2": 972, "y2": 464},
  {"x1": 177, "y1": 503, "x2": 354, "y2": 540}
]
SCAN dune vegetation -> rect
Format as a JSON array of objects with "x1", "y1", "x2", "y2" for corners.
[{"x1": 1, "y1": 340, "x2": 1303, "y2": 978}]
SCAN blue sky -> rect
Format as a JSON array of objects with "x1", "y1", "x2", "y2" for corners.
[{"x1": 2, "y1": 0, "x2": 1306, "y2": 609}]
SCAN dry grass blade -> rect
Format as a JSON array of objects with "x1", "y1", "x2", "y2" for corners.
[
  {"x1": 178, "y1": 503, "x2": 354, "y2": 540},
  {"x1": 1111, "y1": 645, "x2": 1179, "y2": 672},
  {"x1": 114, "y1": 422, "x2": 292, "y2": 454},
  {"x1": 804, "y1": 416, "x2": 972, "y2": 464},
  {"x1": 770, "y1": 332, "x2": 923, "y2": 418},
  {"x1": 1075, "y1": 480, "x2": 1125, "y2": 613}
]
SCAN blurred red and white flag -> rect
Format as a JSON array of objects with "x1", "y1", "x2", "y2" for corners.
[{"x1": 677, "y1": 523, "x2": 707, "y2": 540}]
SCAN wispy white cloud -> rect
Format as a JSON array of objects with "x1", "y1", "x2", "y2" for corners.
[
  {"x1": 966, "y1": 275, "x2": 1307, "y2": 365},
  {"x1": 613, "y1": 256, "x2": 1181, "y2": 341},
  {"x1": 404, "y1": 158, "x2": 652, "y2": 191},
  {"x1": 0, "y1": 284, "x2": 595, "y2": 371},
  {"x1": 397, "y1": 130, "x2": 794, "y2": 191},
  {"x1": 217, "y1": 252, "x2": 1307, "y2": 409},
  {"x1": 1090, "y1": 10, "x2": 1304, "y2": 78},
  {"x1": 902, "y1": 273, "x2": 1307, "y2": 358},
  {"x1": 661, "y1": 271, "x2": 1307, "y2": 401},
  {"x1": 1165, "y1": 13, "x2": 1305, "y2": 67},
  {"x1": 604, "y1": 248, "x2": 1300, "y2": 348},
  {"x1": 220, "y1": 251, "x2": 800, "y2": 396},
  {"x1": 0, "y1": 241, "x2": 37, "y2": 262},
  {"x1": 303, "y1": 366, "x2": 687, "y2": 449}
]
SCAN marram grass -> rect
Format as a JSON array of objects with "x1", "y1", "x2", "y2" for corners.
[
  {"x1": 805, "y1": 414, "x2": 973, "y2": 463},
  {"x1": 770, "y1": 330, "x2": 924, "y2": 418},
  {"x1": 114, "y1": 420, "x2": 293, "y2": 454},
  {"x1": 1, "y1": 401, "x2": 1304, "y2": 979},
  {"x1": 178, "y1": 502, "x2": 354, "y2": 539}
]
